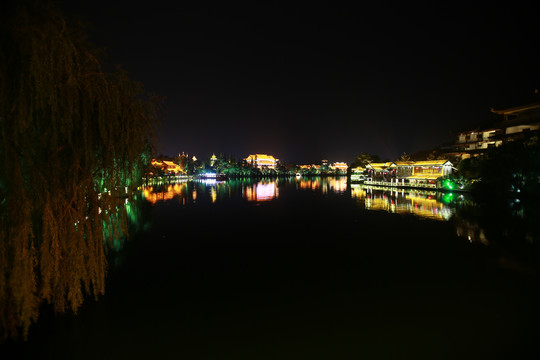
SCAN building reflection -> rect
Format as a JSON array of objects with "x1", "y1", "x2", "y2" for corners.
[
  {"x1": 243, "y1": 179, "x2": 279, "y2": 202},
  {"x1": 454, "y1": 217, "x2": 489, "y2": 245},
  {"x1": 452, "y1": 197, "x2": 540, "y2": 246},
  {"x1": 324, "y1": 177, "x2": 348, "y2": 194},
  {"x1": 297, "y1": 177, "x2": 348, "y2": 194},
  {"x1": 142, "y1": 177, "x2": 348, "y2": 205},
  {"x1": 142, "y1": 183, "x2": 188, "y2": 204},
  {"x1": 351, "y1": 184, "x2": 454, "y2": 221},
  {"x1": 297, "y1": 178, "x2": 320, "y2": 191},
  {"x1": 142, "y1": 178, "x2": 281, "y2": 204}
]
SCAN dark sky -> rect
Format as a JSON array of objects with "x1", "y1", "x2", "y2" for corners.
[{"x1": 60, "y1": 1, "x2": 540, "y2": 164}]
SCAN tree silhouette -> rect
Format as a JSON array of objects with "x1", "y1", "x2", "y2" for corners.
[
  {"x1": 351, "y1": 153, "x2": 381, "y2": 168},
  {"x1": 0, "y1": 1, "x2": 158, "y2": 340},
  {"x1": 397, "y1": 152, "x2": 411, "y2": 162}
]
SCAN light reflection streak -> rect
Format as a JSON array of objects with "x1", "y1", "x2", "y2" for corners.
[
  {"x1": 143, "y1": 183, "x2": 188, "y2": 204},
  {"x1": 297, "y1": 177, "x2": 348, "y2": 194},
  {"x1": 351, "y1": 184, "x2": 454, "y2": 221},
  {"x1": 142, "y1": 178, "x2": 347, "y2": 206},
  {"x1": 243, "y1": 180, "x2": 279, "y2": 202}
]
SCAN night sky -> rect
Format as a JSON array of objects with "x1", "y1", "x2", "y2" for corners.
[{"x1": 60, "y1": 2, "x2": 540, "y2": 164}]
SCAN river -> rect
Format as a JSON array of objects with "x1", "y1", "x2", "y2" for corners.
[{"x1": 4, "y1": 177, "x2": 540, "y2": 359}]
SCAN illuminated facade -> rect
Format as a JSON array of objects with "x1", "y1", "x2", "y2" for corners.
[
  {"x1": 445, "y1": 100, "x2": 540, "y2": 158},
  {"x1": 151, "y1": 159, "x2": 185, "y2": 174},
  {"x1": 350, "y1": 166, "x2": 366, "y2": 181},
  {"x1": 364, "y1": 160, "x2": 453, "y2": 188},
  {"x1": 330, "y1": 162, "x2": 348, "y2": 172},
  {"x1": 366, "y1": 162, "x2": 397, "y2": 182},
  {"x1": 244, "y1": 154, "x2": 279, "y2": 169},
  {"x1": 408, "y1": 160, "x2": 453, "y2": 186},
  {"x1": 395, "y1": 161, "x2": 415, "y2": 178},
  {"x1": 210, "y1": 153, "x2": 218, "y2": 167},
  {"x1": 298, "y1": 164, "x2": 321, "y2": 171}
]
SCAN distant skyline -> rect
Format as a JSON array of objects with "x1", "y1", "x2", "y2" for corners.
[{"x1": 61, "y1": 2, "x2": 540, "y2": 164}]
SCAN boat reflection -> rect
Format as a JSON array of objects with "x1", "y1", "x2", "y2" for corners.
[{"x1": 351, "y1": 184, "x2": 455, "y2": 221}]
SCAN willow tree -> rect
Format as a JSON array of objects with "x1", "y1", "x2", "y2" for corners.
[{"x1": 0, "y1": 1, "x2": 159, "y2": 340}]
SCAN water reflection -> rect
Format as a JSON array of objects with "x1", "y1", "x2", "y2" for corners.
[
  {"x1": 140, "y1": 179, "x2": 540, "y2": 248},
  {"x1": 451, "y1": 196, "x2": 540, "y2": 246},
  {"x1": 142, "y1": 182, "x2": 188, "y2": 204},
  {"x1": 141, "y1": 178, "x2": 281, "y2": 205},
  {"x1": 141, "y1": 177, "x2": 351, "y2": 205},
  {"x1": 243, "y1": 179, "x2": 279, "y2": 202},
  {"x1": 351, "y1": 184, "x2": 455, "y2": 221},
  {"x1": 296, "y1": 176, "x2": 348, "y2": 194}
]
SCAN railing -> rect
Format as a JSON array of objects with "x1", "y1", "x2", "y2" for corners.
[
  {"x1": 364, "y1": 180, "x2": 438, "y2": 189},
  {"x1": 144, "y1": 175, "x2": 190, "y2": 186}
]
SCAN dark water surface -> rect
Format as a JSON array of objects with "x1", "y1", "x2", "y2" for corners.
[{"x1": 5, "y1": 177, "x2": 540, "y2": 359}]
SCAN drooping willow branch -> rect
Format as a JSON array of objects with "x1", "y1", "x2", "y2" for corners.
[{"x1": 0, "y1": 0, "x2": 159, "y2": 340}]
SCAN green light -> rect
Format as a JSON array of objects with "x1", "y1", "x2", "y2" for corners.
[
  {"x1": 441, "y1": 192, "x2": 454, "y2": 204},
  {"x1": 443, "y1": 179, "x2": 455, "y2": 190}
]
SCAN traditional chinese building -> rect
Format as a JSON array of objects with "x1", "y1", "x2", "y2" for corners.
[
  {"x1": 210, "y1": 153, "x2": 218, "y2": 167},
  {"x1": 407, "y1": 160, "x2": 453, "y2": 186},
  {"x1": 364, "y1": 160, "x2": 453, "y2": 188},
  {"x1": 329, "y1": 162, "x2": 348, "y2": 173},
  {"x1": 297, "y1": 164, "x2": 321, "y2": 172},
  {"x1": 151, "y1": 159, "x2": 184, "y2": 174},
  {"x1": 395, "y1": 161, "x2": 415, "y2": 178},
  {"x1": 244, "y1": 154, "x2": 279, "y2": 169},
  {"x1": 366, "y1": 162, "x2": 396, "y2": 182}
]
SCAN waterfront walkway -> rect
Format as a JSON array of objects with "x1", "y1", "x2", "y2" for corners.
[{"x1": 359, "y1": 179, "x2": 439, "y2": 190}]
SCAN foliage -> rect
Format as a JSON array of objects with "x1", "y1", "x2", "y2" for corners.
[
  {"x1": 426, "y1": 150, "x2": 446, "y2": 160},
  {"x1": 397, "y1": 152, "x2": 411, "y2": 162},
  {"x1": 453, "y1": 135, "x2": 540, "y2": 198},
  {"x1": 475, "y1": 137, "x2": 540, "y2": 197},
  {"x1": 0, "y1": 1, "x2": 158, "y2": 340},
  {"x1": 350, "y1": 152, "x2": 381, "y2": 168}
]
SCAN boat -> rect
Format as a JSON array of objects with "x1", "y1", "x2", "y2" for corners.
[{"x1": 198, "y1": 172, "x2": 228, "y2": 181}]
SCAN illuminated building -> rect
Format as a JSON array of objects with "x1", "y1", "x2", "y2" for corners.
[
  {"x1": 366, "y1": 162, "x2": 396, "y2": 182},
  {"x1": 151, "y1": 159, "x2": 185, "y2": 174},
  {"x1": 298, "y1": 164, "x2": 321, "y2": 172},
  {"x1": 395, "y1": 161, "x2": 415, "y2": 178},
  {"x1": 210, "y1": 153, "x2": 218, "y2": 167},
  {"x1": 350, "y1": 166, "x2": 366, "y2": 181},
  {"x1": 365, "y1": 160, "x2": 453, "y2": 188},
  {"x1": 329, "y1": 162, "x2": 348, "y2": 172},
  {"x1": 244, "y1": 154, "x2": 279, "y2": 169},
  {"x1": 451, "y1": 128, "x2": 502, "y2": 158},
  {"x1": 490, "y1": 100, "x2": 540, "y2": 141},
  {"x1": 445, "y1": 100, "x2": 540, "y2": 159},
  {"x1": 407, "y1": 160, "x2": 453, "y2": 187}
]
